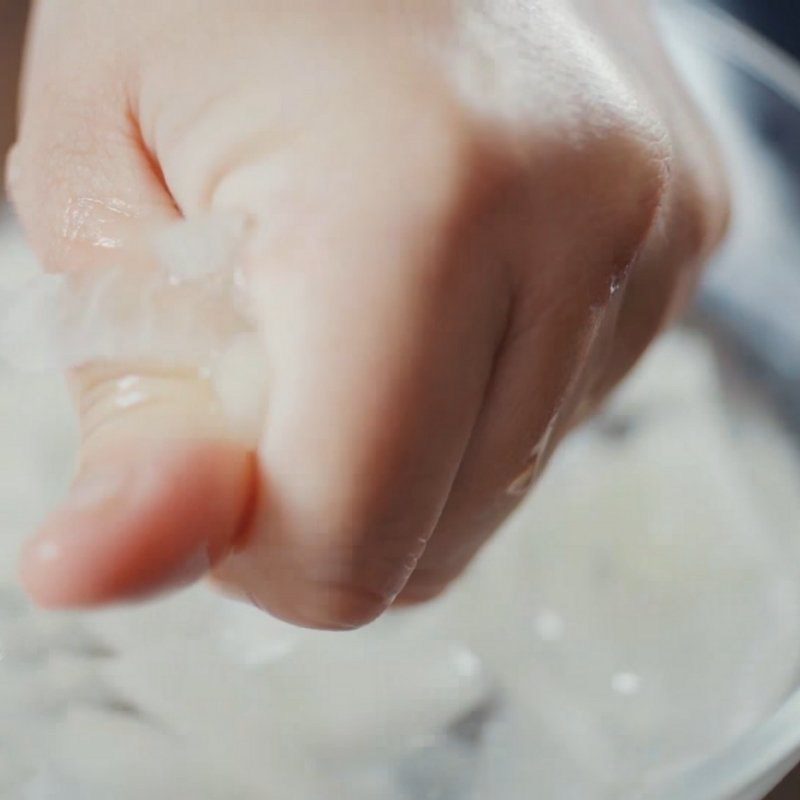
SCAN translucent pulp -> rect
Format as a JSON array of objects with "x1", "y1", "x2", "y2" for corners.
[{"x1": 0, "y1": 212, "x2": 268, "y2": 440}]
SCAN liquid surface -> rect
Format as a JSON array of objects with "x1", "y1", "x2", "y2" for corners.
[{"x1": 1, "y1": 211, "x2": 800, "y2": 799}]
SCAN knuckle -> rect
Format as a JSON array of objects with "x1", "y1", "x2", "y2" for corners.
[
  {"x1": 511, "y1": 113, "x2": 674, "y2": 304},
  {"x1": 581, "y1": 105, "x2": 729, "y2": 272},
  {"x1": 363, "y1": 99, "x2": 506, "y2": 246},
  {"x1": 672, "y1": 155, "x2": 731, "y2": 264},
  {"x1": 556, "y1": 113, "x2": 674, "y2": 305},
  {"x1": 585, "y1": 114, "x2": 673, "y2": 255},
  {"x1": 378, "y1": 105, "x2": 519, "y2": 292}
]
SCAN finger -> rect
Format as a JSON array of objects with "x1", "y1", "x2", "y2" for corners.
[
  {"x1": 595, "y1": 155, "x2": 731, "y2": 400},
  {"x1": 198, "y1": 114, "x2": 510, "y2": 629},
  {"x1": 398, "y1": 283, "x2": 612, "y2": 604},
  {"x1": 11, "y1": 73, "x2": 253, "y2": 607},
  {"x1": 398, "y1": 127, "x2": 669, "y2": 603}
]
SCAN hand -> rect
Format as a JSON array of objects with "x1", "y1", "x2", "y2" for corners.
[{"x1": 9, "y1": 0, "x2": 728, "y2": 629}]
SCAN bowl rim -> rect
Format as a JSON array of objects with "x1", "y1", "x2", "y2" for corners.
[{"x1": 654, "y1": 3, "x2": 800, "y2": 798}]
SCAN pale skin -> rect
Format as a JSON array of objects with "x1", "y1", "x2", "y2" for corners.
[{"x1": 5, "y1": 0, "x2": 729, "y2": 629}]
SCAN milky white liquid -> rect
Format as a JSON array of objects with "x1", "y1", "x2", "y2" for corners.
[{"x1": 1, "y1": 211, "x2": 800, "y2": 800}]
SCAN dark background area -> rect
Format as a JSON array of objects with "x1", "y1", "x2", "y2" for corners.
[
  {"x1": 720, "y1": 0, "x2": 800, "y2": 57},
  {"x1": 714, "y1": 6, "x2": 800, "y2": 798}
]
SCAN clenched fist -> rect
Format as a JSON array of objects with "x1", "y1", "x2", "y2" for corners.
[{"x1": 9, "y1": 0, "x2": 728, "y2": 628}]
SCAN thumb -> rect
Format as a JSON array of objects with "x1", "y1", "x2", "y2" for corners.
[
  {"x1": 23, "y1": 366, "x2": 254, "y2": 608},
  {"x1": 9, "y1": 91, "x2": 254, "y2": 607}
]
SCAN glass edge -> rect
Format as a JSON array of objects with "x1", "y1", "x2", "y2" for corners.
[
  {"x1": 661, "y1": 0, "x2": 800, "y2": 104},
  {"x1": 654, "y1": 4, "x2": 800, "y2": 799}
]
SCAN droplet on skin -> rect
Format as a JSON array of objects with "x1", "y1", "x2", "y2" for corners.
[
  {"x1": 506, "y1": 416, "x2": 559, "y2": 497},
  {"x1": 507, "y1": 460, "x2": 537, "y2": 497},
  {"x1": 116, "y1": 375, "x2": 141, "y2": 392},
  {"x1": 114, "y1": 376, "x2": 149, "y2": 410},
  {"x1": 114, "y1": 390, "x2": 149, "y2": 410}
]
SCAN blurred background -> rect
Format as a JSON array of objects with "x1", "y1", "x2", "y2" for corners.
[
  {"x1": 707, "y1": 0, "x2": 800, "y2": 789},
  {"x1": 0, "y1": 2, "x2": 799, "y2": 799},
  {"x1": 720, "y1": 1, "x2": 800, "y2": 57},
  {"x1": 0, "y1": 1, "x2": 796, "y2": 190}
]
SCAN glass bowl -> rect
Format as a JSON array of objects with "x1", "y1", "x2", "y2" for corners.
[
  {"x1": 2, "y1": 3, "x2": 800, "y2": 799},
  {"x1": 649, "y1": 2, "x2": 800, "y2": 799}
]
